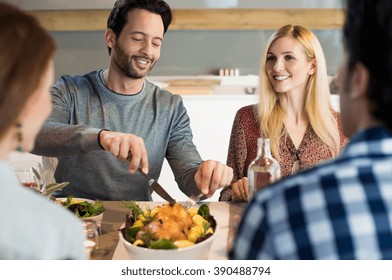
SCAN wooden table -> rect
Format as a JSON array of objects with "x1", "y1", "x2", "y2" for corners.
[{"x1": 91, "y1": 201, "x2": 247, "y2": 260}]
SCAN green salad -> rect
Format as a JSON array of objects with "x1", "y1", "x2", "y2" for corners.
[{"x1": 58, "y1": 196, "x2": 105, "y2": 218}]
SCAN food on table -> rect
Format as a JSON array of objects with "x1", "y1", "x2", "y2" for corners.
[
  {"x1": 57, "y1": 196, "x2": 105, "y2": 218},
  {"x1": 120, "y1": 202, "x2": 216, "y2": 249}
]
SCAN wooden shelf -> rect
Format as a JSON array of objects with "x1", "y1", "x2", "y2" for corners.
[
  {"x1": 29, "y1": 8, "x2": 344, "y2": 31},
  {"x1": 172, "y1": 9, "x2": 344, "y2": 30}
]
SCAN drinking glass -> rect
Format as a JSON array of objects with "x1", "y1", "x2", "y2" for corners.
[
  {"x1": 9, "y1": 160, "x2": 45, "y2": 191},
  {"x1": 83, "y1": 219, "x2": 99, "y2": 259}
]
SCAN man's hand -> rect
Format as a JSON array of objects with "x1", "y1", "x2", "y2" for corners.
[
  {"x1": 232, "y1": 177, "x2": 249, "y2": 202},
  {"x1": 194, "y1": 160, "x2": 233, "y2": 197},
  {"x1": 99, "y1": 130, "x2": 148, "y2": 174}
]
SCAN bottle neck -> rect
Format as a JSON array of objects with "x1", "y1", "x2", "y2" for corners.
[{"x1": 257, "y1": 138, "x2": 272, "y2": 158}]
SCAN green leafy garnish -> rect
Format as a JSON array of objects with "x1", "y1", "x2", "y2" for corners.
[
  {"x1": 65, "y1": 195, "x2": 73, "y2": 206},
  {"x1": 124, "y1": 227, "x2": 141, "y2": 243},
  {"x1": 198, "y1": 204, "x2": 210, "y2": 219},
  {"x1": 122, "y1": 201, "x2": 153, "y2": 225},
  {"x1": 122, "y1": 201, "x2": 144, "y2": 218},
  {"x1": 197, "y1": 204, "x2": 216, "y2": 232},
  {"x1": 202, "y1": 221, "x2": 211, "y2": 235},
  {"x1": 150, "y1": 239, "x2": 177, "y2": 250}
]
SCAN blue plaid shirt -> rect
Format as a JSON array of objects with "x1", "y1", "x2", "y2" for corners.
[{"x1": 230, "y1": 127, "x2": 392, "y2": 259}]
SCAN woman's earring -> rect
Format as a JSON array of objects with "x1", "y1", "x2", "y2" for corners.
[{"x1": 15, "y1": 122, "x2": 24, "y2": 152}]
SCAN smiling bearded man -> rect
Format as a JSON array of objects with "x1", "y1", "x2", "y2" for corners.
[{"x1": 32, "y1": 0, "x2": 233, "y2": 202}]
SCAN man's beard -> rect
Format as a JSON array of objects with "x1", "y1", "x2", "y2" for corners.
[{"x1": 113, "y1": 43, "x2": 156, "y2": 79}]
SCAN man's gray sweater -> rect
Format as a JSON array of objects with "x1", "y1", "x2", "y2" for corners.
[{"x1": 33, "y1": 70, "x2": 202, "y2": 201}]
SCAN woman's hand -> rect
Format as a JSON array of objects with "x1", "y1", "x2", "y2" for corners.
[{"x1": 232, "y1": 177, "x2": 249, "y2": 202}]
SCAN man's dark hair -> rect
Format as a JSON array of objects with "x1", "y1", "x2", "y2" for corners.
[
  {"x1": 106, "y1": 0, "x2": 172, "y2": 55},
  {"x1": 343, "y1": 0, "x2": 392, "y2": 127}
]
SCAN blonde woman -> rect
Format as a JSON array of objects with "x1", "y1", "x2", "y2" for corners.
[{"x1": 220, "y1": 25, "x2": 348, "y2": 202}]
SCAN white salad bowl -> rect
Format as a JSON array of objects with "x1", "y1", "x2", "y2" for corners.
[
  {"x1": 119, "y1": 224, "x2": 216, "y2": 260},
  {"x1": 56, "y1": 197, "x2": 104, "y2": 225},
  {"x1": 118, "y1": 199, "x2": 218, "y2": 261}
]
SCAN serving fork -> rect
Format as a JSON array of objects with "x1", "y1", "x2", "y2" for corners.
[{"x1": 182, "y1": 193, "x2": 204, "y2": 209}]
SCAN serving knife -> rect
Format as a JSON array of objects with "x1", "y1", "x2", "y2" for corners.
[{"x1": 138, "y1": 168, "x2": 176, "y2": 203}]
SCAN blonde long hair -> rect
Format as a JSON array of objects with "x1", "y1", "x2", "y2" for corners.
[{"x1": 258, "y1": 24, "x2": 340, "y2": 160}]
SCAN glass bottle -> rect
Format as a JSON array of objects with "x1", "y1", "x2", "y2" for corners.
[{"x1": 247, "y1": 138, "x2": 281, "y2": 200}]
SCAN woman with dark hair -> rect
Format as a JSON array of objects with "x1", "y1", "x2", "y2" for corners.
[{"x1": 0, "y1": 2, "x2": 86, "y2": 259}]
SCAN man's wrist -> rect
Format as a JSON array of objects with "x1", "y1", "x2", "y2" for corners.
[{"x1": 98, "y1": 129, "x2": 109, "y2": 150}]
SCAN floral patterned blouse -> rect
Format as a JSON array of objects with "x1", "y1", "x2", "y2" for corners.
[{"x1": 219, "y1": 104, "x2": 349, "y2": 201}]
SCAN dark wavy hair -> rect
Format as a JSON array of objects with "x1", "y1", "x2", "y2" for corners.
[
  {"x1": 343, "y1": 0, "x2": 392, "y2": 127},
  {"x1": 107, "y1": 0, "x2": 172, "y2": 55}
]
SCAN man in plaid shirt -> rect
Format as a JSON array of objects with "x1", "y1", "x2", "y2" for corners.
[{"x1": 230, "y1": 0, "x2": 392, "y2": 259}]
